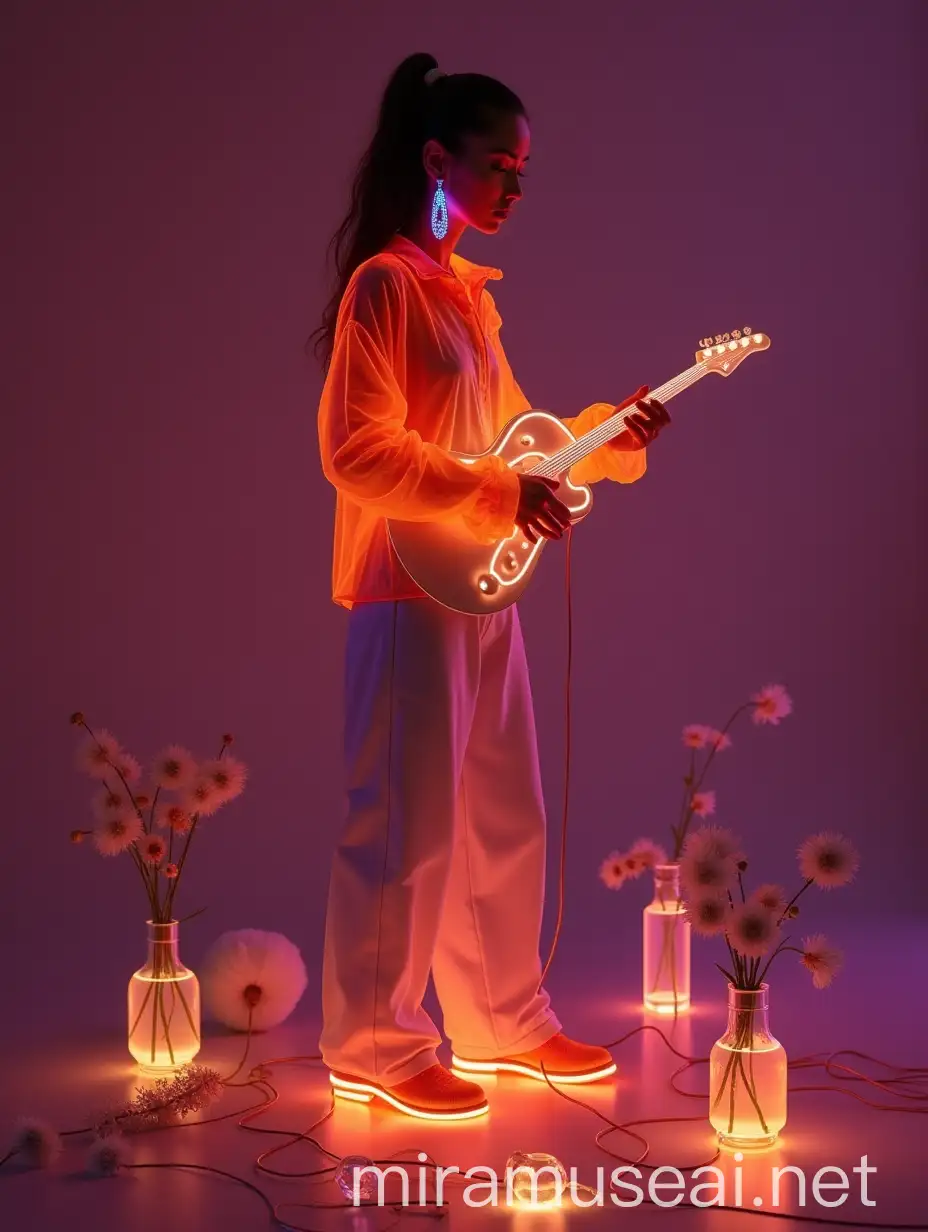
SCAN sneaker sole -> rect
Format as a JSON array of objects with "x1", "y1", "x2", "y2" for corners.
[
  {"x1": 450, "y1": 1054, "x2": 616, "y2": 1084},
  {"x1": 329, "y1": 1072, "x2": 489, "y2": 1121}
]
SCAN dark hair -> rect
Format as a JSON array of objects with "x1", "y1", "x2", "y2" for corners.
[{"x1": 307, "y1": 52, "x2": 527, "y2": 370}]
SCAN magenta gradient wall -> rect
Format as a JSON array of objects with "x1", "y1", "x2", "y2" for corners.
[{"x1": 3, "y1": 1, "x2": 924, "y2": 1027}]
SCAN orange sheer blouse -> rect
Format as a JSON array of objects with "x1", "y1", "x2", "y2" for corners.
[{"x1": 317, "y1": 234, "x2": 646, "y2": 609}]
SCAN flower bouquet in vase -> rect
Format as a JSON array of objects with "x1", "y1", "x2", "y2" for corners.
[
  {"x1": 69, "y1": 713, "x2": 247, "y2": 1074},
  {"x1": 681, "y1": 823, "x2": 858, "y2": 1148},
  {"x1": 599, "y1": 684, "x2": 792, "y2": 1016}
]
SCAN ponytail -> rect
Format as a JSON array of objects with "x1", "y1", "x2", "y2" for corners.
[{"x1": 307, "y1": 53, "x2": 525, "y2": 370}]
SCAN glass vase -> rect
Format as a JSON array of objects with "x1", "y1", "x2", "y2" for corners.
[
  {"x1": 642, "y1": 863, "x2": 691, "y2": 1015},
  {"x1": 128, "y1": 920, "x2": 201, "y2": 1074},
  {"x1": 709, "y1": 983, "x2": 787, "y2": 1148}
]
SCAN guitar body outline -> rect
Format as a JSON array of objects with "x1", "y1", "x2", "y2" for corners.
[{"x1": 386, "y1": 410, "x2": 592, "y2": 616}]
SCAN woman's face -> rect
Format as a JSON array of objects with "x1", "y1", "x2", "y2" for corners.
[{"x1": 438, "y1": 111, "x2": 531, "y2": 235}]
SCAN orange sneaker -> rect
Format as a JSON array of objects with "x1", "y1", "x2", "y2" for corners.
[
  {"x1": 330, "y1": 1062, "x2": 489, "y2": 1120},
  {"x1": 451, "y1": 1033, "x2": 616, "y2": 1084}
]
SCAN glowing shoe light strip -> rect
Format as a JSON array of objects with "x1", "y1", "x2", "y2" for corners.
[
  {"x1": 449, "y1": 1056, "x2": 616, "y2": 1084},
  {"x1": 329, "y1": 1073, "x2": 489, "y2": 1121}
]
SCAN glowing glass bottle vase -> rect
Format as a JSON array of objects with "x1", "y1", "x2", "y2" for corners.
[
  {"x1": 709, "y1": 983, "x2": 787, "y2": 1148},
  {"x1": 642, "y1": 863, "x2": 691, "y2": 1015},
  {"x1": 128, "y1": 920, "x2": 201, "y2": 1073}
]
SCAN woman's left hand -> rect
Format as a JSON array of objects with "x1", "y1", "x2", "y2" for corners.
[{"x1": 612, "y1": 396, "x2": 671, "y2": 451}]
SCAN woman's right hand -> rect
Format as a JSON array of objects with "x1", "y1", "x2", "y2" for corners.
[{"x1": 515, "y1": 474, "x2": 573, "y2": 543}]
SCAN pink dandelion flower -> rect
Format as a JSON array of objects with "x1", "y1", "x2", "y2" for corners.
[
  {"x1": 599, "y1": 852, "x2": 626, "y2": 890},
  {"x1": 727, "y1": 901, "x2": 778, "y2": 958},
  {"x1": 138, "y1": 835, "x2": 166, "y2": 865},
  {"x1": 682, "y1": 724, "x2": 710, "y2": 749},
  {"x1": 680, "y1": 849, "x2": 738, "y2": 895},
  {"x1": 113, "y1": 752, "x2": 142, "y2": 785},
  {"x1": 798, "y1": 832, "x2": 859, "y2": 889},
  {"x1": 92, "y1": 813, "x2": 143, "y2": 856},
  {"x1": 75, "y1": 729, "x2": 121, "y2": 780},
  {"x1": 691, "y1": 790, "x2": 717, "y2": 817},
  {"x1": 92, "y1": 785, "x2": 133, "y2": 822},
  {"x1": 150, "y1": 746, "x2": 198, "y2": 792},
  {"x1": 155, "y1": 801, "x2": 192, "y2": 834},
  {"x1": 200, "y1": 755, "x2": 247, "y2": 804},
  {"x1": 752, "y1": 883, "x2": 787, "y2": 914},
  {"x1": 751, "y1": 683, "x2": 793, "y2": 726},
  {"x1": 86, "y1": 1133, "x2": 131, "y2": 1177},
  {"x1": 683, "y1": 824, "x2": 742, "y2": 864},
  {"x1": 181, "y1": 777, "x2": 221, "y2": 817},
  {"x1": 684, "y1": 892, "x2": 729, "y2": 936},
  {"x1": 706, "y1": 728, "x2": 732, "y2": 751},
  {"x1": 10, "y1": 1117, "x2": 62, "y2": 1169},
  {"x1": 800, "y1": 934, "x2": 844, "y2": 989},
  {"x1": 628, "y1": 837, "x2": 668, "y2": 869},
  {"x1": 621, "y1": 850, "x2": 649, "y2": 879},
  {"x1": 163, "y1": 862, "x2": 179, "y2": 879}
]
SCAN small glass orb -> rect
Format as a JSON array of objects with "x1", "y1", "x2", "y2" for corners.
[
  {"x1": 506, "y1": 1151, "x2": 567, "y2": 1208},
  {"x1": 335, "y1": 1155, "x2": 377, "y2": 1202}
]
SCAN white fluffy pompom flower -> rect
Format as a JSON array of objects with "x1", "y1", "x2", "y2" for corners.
[{"x1": 200, "y1": 929, "x2": 308, "y2": 1032}]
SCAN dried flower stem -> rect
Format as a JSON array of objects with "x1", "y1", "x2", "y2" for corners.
[
  {"x1": 711, "y1": 1003, "x2": 770, "y2": 1134},
  {"x1": 148, "y1": 785, "x2": 161, "y2": 836},
  {"x1": 81, "y1": 720, "x2": 142, "y2": 820},
  {"x1": 778, "y1": 878, "x2": 813, "y2": 925},
  {"x1": 155, "y1": 984, "x2": 175, "y2": 1067},
  {"x1": 673, "y1": 702, "x2": 751, "y2": 858},
  {"x1": 163, "y1": 737, "x2": 226, "y2": 918},
  {"x1": 165, "y1": 815, "x2": 200, "y2": 918},
  {"x1": 671, "y1": 748, "x2": 696, "y2": 856},
  {"x1": 129, "y1": 980, "x2": 155, "y2": 1039}
]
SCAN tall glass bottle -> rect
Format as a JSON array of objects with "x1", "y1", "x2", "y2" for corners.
[{"x1": 642, "y1": 863, "x2": 691, "y2": 1015}]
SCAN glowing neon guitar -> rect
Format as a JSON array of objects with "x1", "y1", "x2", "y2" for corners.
[{"x1": 387, "y1": 329, "x2": 770, "y2": 615}]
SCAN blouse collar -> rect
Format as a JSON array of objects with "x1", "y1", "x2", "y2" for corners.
[{"x1": 385, "y1": 233, "x2": 504, "y2": 292}]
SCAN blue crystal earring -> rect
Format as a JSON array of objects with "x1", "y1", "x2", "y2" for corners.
[{"x1": 430, "y1": 177, "x2": 449, "y2": 239}]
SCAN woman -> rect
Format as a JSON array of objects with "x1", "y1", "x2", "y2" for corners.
[{"x1": 310, "y1": 53, "x2": 670, "y2": 1121}]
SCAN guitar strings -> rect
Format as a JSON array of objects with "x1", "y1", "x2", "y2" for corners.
[
  {"x1": 528, "y1": 360, "x2": 709, "y2": 478},
  {"x1": 532, "y1": 361, "x2": 707, "y2": 476},
  {"x1": 554, "y1": 337, "x2": 760, "y2": 471}
]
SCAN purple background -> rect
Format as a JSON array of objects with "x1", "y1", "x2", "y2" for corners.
[{"x1": 3, "y1": 0, "x2": 925, "y2": 1034}]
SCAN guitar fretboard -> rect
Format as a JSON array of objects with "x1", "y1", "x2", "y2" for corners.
[{"x1": 529, "y1": 360, "x2": 709, "y2": 478}]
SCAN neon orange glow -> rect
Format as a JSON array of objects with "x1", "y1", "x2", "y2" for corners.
[
  {"x1": 127, "y1": 921, "x2": 200, "y2": 1073},
  {"x1": 449, "y1": 1056, "x2": 616, "y2": 1084},
  {"x1": 508, "y1": 1151, "x2": 568, "y2": 1210},
  {"x1": 329, "y1": 1073, "x2": 489, "y2": 1121},
  {"x1": 317, "y1": 234, "x2": 648, "y2": 611},
  {"x1": 709, "y1": 984, "x2": 787, "y2": 1148}
]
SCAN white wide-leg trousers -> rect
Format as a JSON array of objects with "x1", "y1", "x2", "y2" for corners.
[{"x1": 319, "y1": 597, "x2": 561, "y2": 1086}]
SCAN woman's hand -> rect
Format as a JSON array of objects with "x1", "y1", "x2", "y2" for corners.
[
  {"x1": 515, "y1": 474, "x2": 572, "y2": 544},
  {"x1": 611, "y1": 387, "x2": 672, "y2": 451}
]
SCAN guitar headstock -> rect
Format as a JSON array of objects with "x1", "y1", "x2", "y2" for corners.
[{"x1": 696, "y1": 327, "x2": 770, "y2": 375}]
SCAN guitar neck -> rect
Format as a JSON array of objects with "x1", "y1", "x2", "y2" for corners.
[{"x1": 531, "y1": 359, "x2": 710, "y2": 478}]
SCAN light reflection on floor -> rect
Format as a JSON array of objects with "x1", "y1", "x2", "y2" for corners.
[{"x1": 1, "y1": 922, "x2": 926, "y2": 1228}]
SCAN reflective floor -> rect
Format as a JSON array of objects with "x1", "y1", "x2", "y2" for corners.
[{"x1": 1, "y1": 920, "x2": 926, "y2": 1230}]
